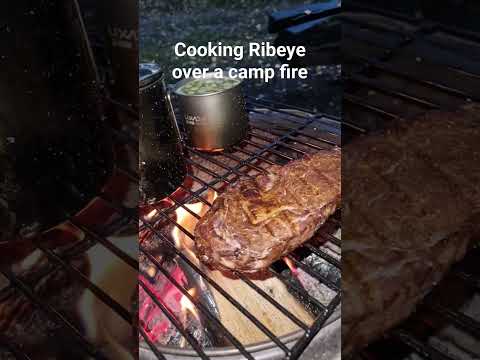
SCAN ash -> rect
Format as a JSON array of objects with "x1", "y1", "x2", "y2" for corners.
[
  {"x1": 279, "y1": 228, "x2": 341, "y2": 315},
  {"x1": 281, "y1": 255, "x2": 338, "y2": 316}
]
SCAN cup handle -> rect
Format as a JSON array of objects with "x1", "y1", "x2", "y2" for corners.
[{"x1": 165, "y1": 88, "x2": 183, "y2": 144}]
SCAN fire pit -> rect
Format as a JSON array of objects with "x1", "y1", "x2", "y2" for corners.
[{"x1": 137, "y1": 101, "x2": 342, "y2": 359}]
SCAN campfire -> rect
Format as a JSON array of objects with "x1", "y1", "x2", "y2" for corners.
[
  {"x1": 138, "y1": 171, "x2": 340, "y2": 351},
  {"x1": 138, "y1": 189, "x2": 221, "y2": 348}
]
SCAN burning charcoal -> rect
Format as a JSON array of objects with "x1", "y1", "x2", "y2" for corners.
[
  {"x1": 139, "y1": 229, "x2": 178, "y2": 267},
  {"x1": 138, "y1": 260, "x2": 217, "y2": 349},
  {"x1": 139, "y1": 188, "x2": 230, "y2": 350}
]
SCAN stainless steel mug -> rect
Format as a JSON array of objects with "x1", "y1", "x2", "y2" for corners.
[
  {"x1": 173, "y1": 72, "x2": 249, "y2": 152},
  {"x1": 139, "y1": 63, "x2": 187, "y2": 204}
]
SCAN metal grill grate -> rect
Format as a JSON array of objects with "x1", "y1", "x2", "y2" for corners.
[{"x1": 342, "y1": 4, "x2": 480, "y2": 359}]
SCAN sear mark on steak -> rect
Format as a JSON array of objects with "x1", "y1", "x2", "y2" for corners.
[{"x1": 194, "y1": 148, "x2": 341, "y2": 273}]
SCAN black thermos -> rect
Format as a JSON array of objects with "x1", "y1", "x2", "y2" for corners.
[
  {"x1": 0, "y1": 0, "x2": 110, "y2": 240},
  {"x1": 139, "y1": 64, "x2": 187, "y2": 204},
  {"x1": 102, "y1": 0, "x2": 138, "y2": 107}
]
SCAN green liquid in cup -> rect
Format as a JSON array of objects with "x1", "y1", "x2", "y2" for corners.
[{"x1": 178, "y1": 78, "x2": 240, "y2": 96}]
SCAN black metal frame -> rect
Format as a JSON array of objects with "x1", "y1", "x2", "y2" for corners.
[{"x1": 342, "y1": 6, "x2": 480, "y2": 360}]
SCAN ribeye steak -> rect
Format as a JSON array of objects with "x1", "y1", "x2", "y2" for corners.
[{"x1": 195, "y1": 148, "x2": 341, "y2": 273}]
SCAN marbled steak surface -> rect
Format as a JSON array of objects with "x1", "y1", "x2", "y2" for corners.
[{"x1": 195, "y1": 148, "x2": 341, "y2": 273}]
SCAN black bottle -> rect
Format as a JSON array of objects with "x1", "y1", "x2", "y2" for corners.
[
  {"x1": 0, "y1": 0, "x2": 111, "y2": 241},
  {"x1": 139, "y1": 63, "x2": 186, "y2": 204},
  {"x1": 101, "y1": 0, "x2": 138, "y2": 107}
]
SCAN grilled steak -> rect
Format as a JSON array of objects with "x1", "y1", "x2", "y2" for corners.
[
  {"x1": 195, "y1": 148, "x2": 341, "y2": 273},
  {"x1": 343, "y1": 104, "x2": 480, "y2": 355}
]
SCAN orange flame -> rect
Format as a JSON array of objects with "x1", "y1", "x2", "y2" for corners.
[
  {"x1": 171, "y1": 190, "x2": 218, "y2": 262},
  {"x1": 180, "y1": 288, "x2": 199, "y2": 323},
  {"x1": 145, "y1": 209, "x2": 158, "y2": 221},
  {"x1": 284, "y1": 257, "x2": 298, "y2": 276},
  {"x1": 179, "y1": 288, "x2": 199, "y2": 348},
  {"x1": 78, "y1": 235, "x2": 137, "y2": 360},
  {"x1": 211, "y1": 191, "x2": 219, "y2": 203},
  {"x1": 172, "y1": 202, "x2": 205, "y2": 250}
]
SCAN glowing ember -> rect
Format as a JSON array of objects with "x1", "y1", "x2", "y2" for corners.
[
  {"x1": 139, "y1": 265, "x2": 187, "y2": 342},
  {"x1": 283, "y1": 257, "x2": 312, "y2": 290}
]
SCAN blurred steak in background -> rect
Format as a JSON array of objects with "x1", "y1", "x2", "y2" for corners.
[
  {"x1": 342, "y1": 1, "x2": 480, "y2": 358},
  {"x1": 343, "y1": 104, "x2": 480, "y2": 355}
]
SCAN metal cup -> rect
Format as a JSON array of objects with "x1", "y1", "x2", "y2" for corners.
[
  {"x1": 139, "y1": 63, "x2": 187, "y2": 204},
  {"x1": 173, "y1": 72, "x2": 249, "y2": 152}
]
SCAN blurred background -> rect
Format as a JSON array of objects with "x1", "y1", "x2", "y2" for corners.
[{"x1": 139, "y1": 0, "x2": 341, "y2": 115}]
